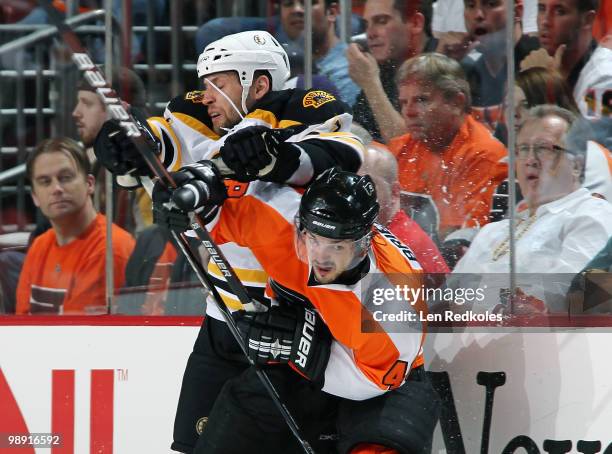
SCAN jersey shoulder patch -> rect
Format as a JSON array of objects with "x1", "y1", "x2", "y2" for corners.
[
  {"x1": 185, "y1": 90, "x2": 206, "y2": 104},
  {"x1": 282, "y1": 88, "x2": 349, "y2": 125},
  {"x1": 166, "y1": 92, "x2": 213, "y2": 129},
  {"x1": 302, "y1": 90, "x2": 336, "y2": 109}
]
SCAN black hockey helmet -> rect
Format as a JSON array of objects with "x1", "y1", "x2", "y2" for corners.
[{"x1": 298, "y1": 168, "x2": 379, "y2": 240}]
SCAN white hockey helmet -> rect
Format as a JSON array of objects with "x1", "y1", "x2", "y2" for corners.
[{"x1": 197, "y1": 30, "x2": 291, "y2": 114}]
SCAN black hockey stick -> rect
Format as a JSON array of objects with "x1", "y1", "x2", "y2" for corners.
[{"x1": 38, "y1": 2, "x2": 315, "y2": 452}]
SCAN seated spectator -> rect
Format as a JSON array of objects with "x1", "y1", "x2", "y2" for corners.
[
  {"x1": 460, "y1": 0, "x2": 539, "y2": 132},
  {"x1": 282, "y1": 1, "x2": 361, "y2": 105},
  {"x1": 194, "y1": 0, "x2": 363, "y2": 64},
  {"x1": 521, "y1": 0, "x2": 611, "y2": 118},
  {"x1": 311, "y1": 1, "x2": 361, "y2": 105},
  {"x1": 346, "y1": 0, "x2": 438, "y2": 142},
  {"x1": 359, "y1": 143, "x2": 450, "y2": 275},
  {"x1": 16, "y1": 138, "x2": 135, "y2": 315},
  {"x1": 0, "y1": 219, "x2": 50, "y2": 313},
  {"x1": 453, "y1": 105, "x2": 612, "y2": 312},
  {"x1": 512, "y1": 67, "x2": 612, "y2": 200},
  {"x1": 432, "y1": 0, "x2": 538, "y2": 61},
  {"x1": 72, "y1": 66, "x2": 151, "y2": 233},
  {"x1": 388, "y1": 53, "x2": 507, "y2": 240}
]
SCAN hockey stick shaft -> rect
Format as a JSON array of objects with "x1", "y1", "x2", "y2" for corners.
[{"x1": 38, "y1": 2, "x2": 315, "y2": 452}]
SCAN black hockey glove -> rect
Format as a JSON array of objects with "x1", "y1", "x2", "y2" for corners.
[
  {"x1": 152, "y1": 171, "x2": 193, "y2": 234},
  {"x1": 93, "y1": 109, "x2": 160, "y2": 177},
  {"x1": 219, "y1": 126, "x2": 301, "y2": 183},
  {"x1": 234, "y1": 304, "x2": 332, "y2": 385},
  {"x1": 152, "y1": 161, "x2": 227, "y2": 233}
]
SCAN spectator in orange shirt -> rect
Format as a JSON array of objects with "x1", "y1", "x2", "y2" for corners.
[
  {"x1": 16, "y1": 138, "x2": 135, "y2": 315},
  {"x1": 388, "y1": 53, "x2": 507, "y2": 240}
]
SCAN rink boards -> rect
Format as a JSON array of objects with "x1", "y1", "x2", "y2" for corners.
[{"x1": 0, "y1": 317, "x2": 611, "y2": 453}]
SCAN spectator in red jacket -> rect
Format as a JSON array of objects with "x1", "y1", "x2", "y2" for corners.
[{"x1": 359, "y1": 142, "x2": 450, "y2": 275}]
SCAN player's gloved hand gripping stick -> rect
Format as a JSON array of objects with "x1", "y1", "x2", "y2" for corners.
[{"x1": 37, "y1": 2, "x2": 315, "y2": 452}]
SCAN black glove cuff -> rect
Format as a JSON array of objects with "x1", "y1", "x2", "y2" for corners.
[
  {"x1": 180, "y1": 161, "x2": 228, "y2": 206},
  {"x1": 289, "y1": 307, "x2": 331, "y2": 386},
  {"x1": 260, "y1": 142, "x2": 301, "y2": 183}
]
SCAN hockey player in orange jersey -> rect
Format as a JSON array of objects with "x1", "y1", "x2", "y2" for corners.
[{"x1": 153, "y1": 166, "x2": 440, "y2": 453}]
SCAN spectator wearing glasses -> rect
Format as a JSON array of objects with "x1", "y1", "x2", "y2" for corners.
[
  {"x1": 512, "y1": 67, "x2": 612, "y2": 201},
  {"x1": 453, "y1": 105, "x2": 612, "y2": 312}
]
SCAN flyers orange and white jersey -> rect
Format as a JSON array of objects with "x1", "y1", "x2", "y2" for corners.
[
  {"x1": 207, "y1": 181, "x2": 427, "y2": 401},
  {"x1": 141, "y1": 88, "x2": 364, "y2": 320}
]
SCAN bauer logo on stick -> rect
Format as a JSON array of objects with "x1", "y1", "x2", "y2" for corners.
[{"x1": 303, "y1": 91, "x2": 336, "y2": 109}]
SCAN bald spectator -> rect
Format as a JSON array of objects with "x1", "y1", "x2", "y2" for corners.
[
  {"x1": 347, "y1": 0, "x2": 438, "y2": 142},
  {"x1": 388, "y1": 53, "x2": 507, "y2": 240},
  {"x1": 359, "y1": 143, "x2": 450, "y2": 275}
]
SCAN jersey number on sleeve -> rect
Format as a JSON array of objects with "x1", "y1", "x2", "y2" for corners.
[{"x1": 382, "y1": 360, "x2": 409, "y2": 389}]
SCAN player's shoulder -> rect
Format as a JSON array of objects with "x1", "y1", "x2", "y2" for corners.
[
  {"x1": 373, "y1": 224, "x2": 423, "y2": 272},
  {"x1": 166, "y1": 91, "x2": 213, "y2": 127},
  {"x1": 258, "y1": 88, "x2": 350, "y2": 125}
]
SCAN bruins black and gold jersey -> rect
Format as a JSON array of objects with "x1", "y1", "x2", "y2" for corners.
[
  {"x1": 148, "y1": 88, "x2": 364, "y2": 177},
  {"x1": 142, "y1": 88, "x2": 365, "y2": 321}
]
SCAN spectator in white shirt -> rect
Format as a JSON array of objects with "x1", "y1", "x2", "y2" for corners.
[{"x1": 452, "y1": 105, "x2": 612, "y2": 313}]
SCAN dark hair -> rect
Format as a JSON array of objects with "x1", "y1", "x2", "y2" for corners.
[
  {"x1": 394, "y1": 0, "x2": 433, "y2": 37},
  {"x1": 26, "y1": 137, "x2": 91, "y2": 181},
  {"x1": 516, "y1": 67, "x2": 579, "y2": 113},
  {"x1": 575, "y1": 0, "x2": 599, "y2": 13},
  {"x1": 253, "y1": 69, "x2": 274, "y2": 88}
]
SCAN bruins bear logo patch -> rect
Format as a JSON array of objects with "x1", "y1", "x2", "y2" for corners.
[
  {"x1": 195, "y1": 416, "x2": 208, "y2": 435},
  {"x1": 185, "y1": 90, "x2": 205, "y2": 104},
  {"x1": 303, "y1": 91, "x2": 336, "y2": 109}
]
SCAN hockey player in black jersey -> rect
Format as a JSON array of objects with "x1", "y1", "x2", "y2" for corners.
[{"x1": 93, "y1": 30, "x2": 366, "y2": 453}]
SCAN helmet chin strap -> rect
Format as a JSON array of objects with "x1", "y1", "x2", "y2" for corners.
[
  {"x1": 203, "y1": 77, "x2": 246, "y2": 131},
  {"x1": 240, "y1": 87, "x2": 250, "y2": 118}
]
